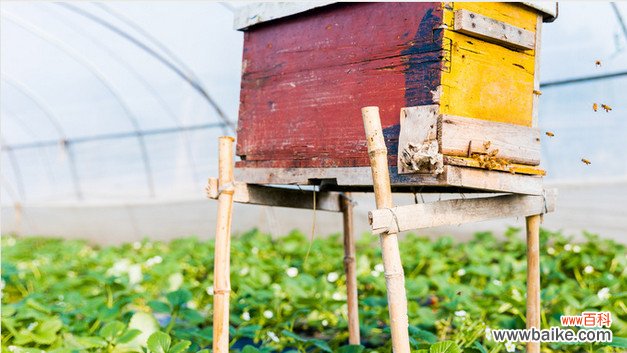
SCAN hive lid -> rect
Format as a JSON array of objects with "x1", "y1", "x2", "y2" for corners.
[{"x1": 234, "y1": 2, "x2": 558, "y2": 30}]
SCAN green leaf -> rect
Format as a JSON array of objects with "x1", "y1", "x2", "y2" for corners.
[
  {"x1": 241, "y1": 346, "x2": 261, "y2": 353},
  {"x1": 310, "y1": 339, "x2": 333, "y2": 353},
  {"x1": 169, "y1": 340, "x2": 192, "y2": 353},
  {"x1": 166, "y1": 289, "x2": 192, "y2": 308},
  {"x1": 337, "y1": 344, "x2": 365, "y2": 353},
  {"x1": 117, "y1": 328, "x2": 142, "y2": 344},
  {"x1": 100, "y1": 320, "x2": 125, "y2": 341},
  {"x1": 281, "y1": 329, "x2": 306, "y2": 342},
  {"x1": 147, "y1": 331, "x2": 172, "y2": 353},
  {"x1": 409, "y1": 325, "x2": 438, "y2": 344},
  {"x1": 472, "y1": 341, "x2": 488, "y2": 353},
  {"x1": 605, "y1": 336, "x2": 627, "y2": 348},
  {"x1": 430, "y1": 341, "x2": 462, "y2": 353},
  {"x1": 149, "y1": 300, "x2": 172, "y2": 313}
]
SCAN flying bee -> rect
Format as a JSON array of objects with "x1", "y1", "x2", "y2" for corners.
[
  {"x1": 545, "y1": 131, "x2": 555, "y2": 137},
  {"x1": 595, "y1": 60, "x2": 602, "y2": 67},
  {"x1": 483, "y1": 141, "x2": 491, "y2": 150},
  {"x1": 581, "y1": 158, "x2": 591, "y2": 165},
  {"x1": 533, "y1": 89, "x2": 542, "y2": 96},
  {"x1": 601, "y1": 104, "x2": 612, "y2": 112},
  {"x1": 593, "y1": 103, "x2": 598, "y2": 112}
]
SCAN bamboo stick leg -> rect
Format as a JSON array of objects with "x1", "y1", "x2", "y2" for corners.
[
  {"x1": 341, "y1": 192, "x2": 361, "y2": 345},
  {"x1": 362, "y1": 107, "x2": 411, "y2": 353},
  {"x1": 213, "y1": 136, "x2": 236, "y2": 353},
  {"x1": 526, "y1": 214, "x2": 541, "y2": 353}
]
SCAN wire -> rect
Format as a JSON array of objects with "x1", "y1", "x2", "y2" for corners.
[
  {"x1": 540, "y1": 71, "x2": 627, "y2": 88},
  {"x1": 2, "y1": 122, "x2": 226, "y2": 151},
  {"x1": 56, "y1": 3, "x2": 235, "y2": 131}
]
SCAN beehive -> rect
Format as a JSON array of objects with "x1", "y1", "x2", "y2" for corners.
[{"x1": 234, "y1": 2, "x2": 556, "y2": 194}]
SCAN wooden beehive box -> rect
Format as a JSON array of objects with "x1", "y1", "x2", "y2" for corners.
[{"x1": 234, "y1": 2, "x2": 556, "y2": 195}]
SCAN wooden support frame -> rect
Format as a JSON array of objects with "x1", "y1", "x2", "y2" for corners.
[
  {"x1": 206, "y1": 179, "x2": 342, "y2": 212},
  {"x1": 369, "y1": 189, "x2": 556, "y2": 234},
  {"x1": 208, "y1": 150, "x2": 361, "y2": 349},
  {"x1": 362, "y1": 106, "x2": 411, "y2": 353}
]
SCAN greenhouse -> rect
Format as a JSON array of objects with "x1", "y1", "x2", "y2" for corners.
[{"x1": 1, "y1": 2, "x2": 626, "y2": 353}]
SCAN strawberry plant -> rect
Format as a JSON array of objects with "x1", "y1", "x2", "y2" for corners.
[{"x1": 1, "y1": 229, "x2": 625, "y2": 352}]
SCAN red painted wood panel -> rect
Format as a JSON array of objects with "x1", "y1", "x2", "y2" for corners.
[{"x1": 237, "y1": 2, "x2": 444, "y2": 168}]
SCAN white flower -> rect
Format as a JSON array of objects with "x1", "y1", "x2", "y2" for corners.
[
  {"x1": 168, "y1": 272, "x2": 184, "y2": 291},
  {"x1": 286, "y1": 267, "x2": 298, "y2": 278},
  {"x1": 456, "y1": 269, "x2": 466, "y2": 276},
  {"x1": 132, "y1": 241, "x2": 142, "y2": 250},
  {"x1": 27, "y1": 322, "x2": 38, "y2": 330},
  {"x1": 573, "y1": 245, "x2": 581, "y2": 253},
  {"x1": 145, "y1": 256, "x2": 163, "y2": 267},
  {"x1": 492, "y1": 279, "x2": 502, "y2": 286},
  {"x1": 454, "y1": 310, "x2": 467, "y2": 317},
  {"x1": 107, "y1": 259, "x2": 131, "y2": 277},
  {"x1": 374, "y1": 263, "x2": 385, "y2": 273},
  {"x1": 128, "y1": 264, "x2": 143, "y2": 285},
  {"x1": 252, "y1": 247, "x2": 259, "y2": 255},
  {"x1": 371, "y1": 270, "x2": 380, "y2": 277},
  {"x1": 547, "y1": 247, "x2": 555, "y2": 255},
  {"x1": 597, "y1": 287, "x2": 611, "y2": 300},
  {"x1": 505, "y1": 341, "x2": 516, "y2": 352},
  {"x1": 206, "y1": 286, "x2": 214, "y2": 295},
  {"x1": 263, "y1": 310, "x2": 274, "y2": 319},
  {"x1": 332, "y1": 292, "x2": 343, "y2": 301},
  {"x1": 584, "y1": 265, "x2": 594, "y2": 274},
  {"x1": 239, "y1": 267, "x2": 250, "y2": 276},
  {"x1": 267, "y1": 331, "x2": 280, "y2": 343},
  {"x1": 321, "y1": 319, "x2": 328, "y2": 326},
  {"x1": 242, "y1": 311, "x2": 251, "y2": 321},
  {"x1": 485, "y1": 327, "x2": 492, "y2": 341},
  {"x1": 327, "y1": 272, "x2": 339, "y2": 282},
  {"x1": 564, "y1": 244, "x2": 572, "y2": 251}
]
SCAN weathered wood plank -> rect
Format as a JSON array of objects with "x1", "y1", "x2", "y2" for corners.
[
  {"x1": 234, "y1": 165, "x2": 543, "y2": 195},
  {"x1": 443, "y1": 156, "x2": 546, "y2": 176},
  {"x1": 453, "y1": 9, "x2": 535, "y2": 50},
  {"x1": 369, "y1": 189, "x2": 556, "y2": 233},
  {"x1": 397, "y1": 105, "x2": 443, "y2": 174},
  {"x1": 439, "y1": 115, "x2": 541, "y2": 165},
  {"x1": 206, "y1": 178, "x2": 342, "y2": 212}
]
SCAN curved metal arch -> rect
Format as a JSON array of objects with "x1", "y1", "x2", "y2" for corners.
[
  {"x1": 56, "y1": 2, "x2": 235, "y2": 132},
  {"x1": 1, "y1": 75, "x2": 82, "y2": 199},
  {"x1": 1, "y1": 75, "x2": 66, "y2": 138},
  {"x1": 1, "y1": 107, "x2": 60, "y2": 187},
  {"x1": 2, "y1": 10, "x2": 156, "y2": 197},
  {"x1": 41, "y1": 4, "x2": 200, "y2": 185},
  {"x1": 1, "y1": 136, "x2": 26, "y2": 201}
]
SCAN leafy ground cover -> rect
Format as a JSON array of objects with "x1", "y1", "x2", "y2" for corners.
[{"x1": 1, "y1": 228, "x2": 626, "y2": 353}]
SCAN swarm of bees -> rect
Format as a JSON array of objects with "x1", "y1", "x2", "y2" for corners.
[{"x1": 471, "y1": 149, "x2": 511, "y2": 171}]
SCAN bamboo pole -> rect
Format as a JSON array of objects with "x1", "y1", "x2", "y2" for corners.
[
  {"x1": 341, "y1": 192, "x2": 360, "y2": 345},
  {"x1": 526, "y1": 214, "x2": 542, "y2": 353},
  {"x1": 362, "y1": 106, "x2": 411, "y2": 353},
  {"x1": 213, "y1": 136, "x2": 235, "y2": 353}
]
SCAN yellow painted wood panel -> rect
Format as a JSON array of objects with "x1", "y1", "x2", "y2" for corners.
[{"x1": 439, "y1": 2, "x2": 540, "y2": 127}]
